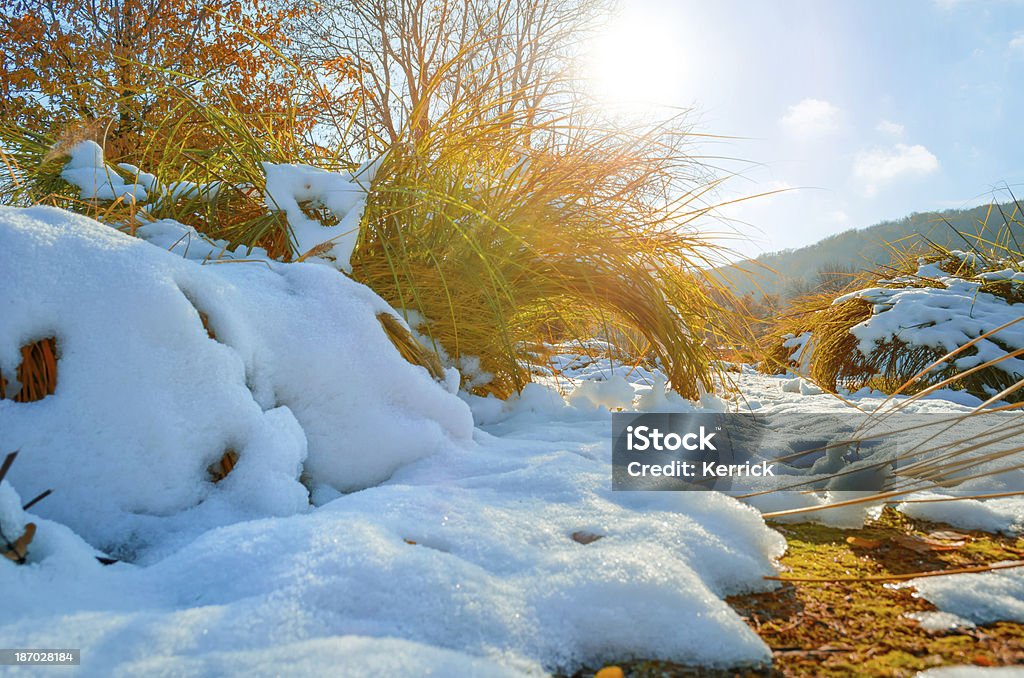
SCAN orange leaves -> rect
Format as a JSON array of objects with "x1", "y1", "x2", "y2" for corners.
[
  {"x1": 208, "y1": 450, "x2": 239, "y2": 484},
  {"x1": 893, "y1": 532, "x2": 968, "y2": 554},
  {"x1": 844, "y1": 530, "x2": 969, "y2": 554},
  {"x1": 845, "y1": 536, "x2": 882, "y2": 549},
  {"x1": 1, "y1": 0, "x2": 356, "y2": 163}
]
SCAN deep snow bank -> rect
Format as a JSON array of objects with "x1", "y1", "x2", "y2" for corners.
[{"x1": 0, "y1": 206, "x2": 473, "y2": 552}]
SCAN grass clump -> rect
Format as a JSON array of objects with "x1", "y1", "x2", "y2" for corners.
[
  {"x1": 1, "y1": 0, "x2": 745, "y2": 401},
  {"x1": 351, "y1": 125, "x2": 734, "y2": 397},
  {"x1": 0, "y1": 337, "x2": 58, "y2": 403},
  {"x1": 761, "y1": 206, "x2": 1024, "y2": 402}
]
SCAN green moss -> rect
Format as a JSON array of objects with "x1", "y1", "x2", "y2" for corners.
[{"x1": 562, "y1": 508, "x2": 1024, "y2": 678}]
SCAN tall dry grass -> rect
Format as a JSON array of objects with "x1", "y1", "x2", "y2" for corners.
[
  {"x1": 350, "y1": 104, "x2": 739, "y2": 396},
  {"x1": 0, "y1": 0, "x2": 754, "y2": 399}
]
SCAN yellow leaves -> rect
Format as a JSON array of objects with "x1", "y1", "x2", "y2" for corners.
[{"x1": 594, "y1": 667, "x2": 624, "y2": 678}]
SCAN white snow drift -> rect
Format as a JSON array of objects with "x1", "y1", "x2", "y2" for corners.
[
  {"x1": 0, "y1": 206, "x2": 473, "y2": 552},
  {"x1": 0, "y1": 206, "x2": 787, "y2": 675}
]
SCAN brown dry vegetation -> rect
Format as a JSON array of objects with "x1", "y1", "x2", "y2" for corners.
[
  {"x1": 563, "y1": 509, "x2": 1024, "y2": 678},
  {"x1": 759, "y1": 242, "x2": 1024, "y2": 402}
]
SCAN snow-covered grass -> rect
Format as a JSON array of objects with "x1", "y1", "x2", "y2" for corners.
[{"x1": 762, "y1": 248, "x2": 1024, "y2": 405}]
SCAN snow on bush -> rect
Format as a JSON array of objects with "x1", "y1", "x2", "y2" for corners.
[
  {"x1": 772, "y1": 251, "x2": 1024, "y2": 400},
  {"x1": 263, "y1": 160, "x2": 377, "y2": 271},
  {"x1": 0, "y1": 205, "x2": 472, "y2": 552},
  {"x1": 60, "y1": 141, "x2": 375, "y2": 271},
  {"x1": 61, "y1": 141, "x2": 150, "y2": 202}
]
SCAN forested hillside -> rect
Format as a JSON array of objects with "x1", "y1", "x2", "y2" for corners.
[{"x1": 720, "y1": 201, "x2": 1024, "y2": 300}]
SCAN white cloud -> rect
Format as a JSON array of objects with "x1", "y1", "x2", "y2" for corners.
[
  {"x1": 779, "y1": 99, "x2": 841, "y2": 137},
  {"x1": 1010, "y1": 31, "x2": 1024, "y2": 53},
  {"x1": 853, "y1": 144, "x2": 940, "y2": 196},
  {"x1": 876, "y1": 119, "x2": 905, "y2": 137}
]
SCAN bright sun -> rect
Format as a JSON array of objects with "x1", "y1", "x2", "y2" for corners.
[{"x1": 583, "y1": 12, "x2": 686, "y2": 108}]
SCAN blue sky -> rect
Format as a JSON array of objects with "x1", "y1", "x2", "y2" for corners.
[{"x1": 584, "y1": 0, "x2": 1024, "y2": 257}]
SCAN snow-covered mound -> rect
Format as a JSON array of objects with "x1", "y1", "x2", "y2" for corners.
[
  {"x1": 0, "y1": 206, "x2": 790, "y2": 674},
  {"x1": 0, "y1": 400, "x2": 786, "y2": 674},
  {"x1": 837, "y1": 256, "x2": 1024, "y2": 388},
  {"x1": 0, "y1": 206, "x2": 473, "y2": 552}
]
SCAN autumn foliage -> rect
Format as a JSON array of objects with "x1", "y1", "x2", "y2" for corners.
[{"x1": 0, "y1": 0, "x2": 354, "y2": 163}]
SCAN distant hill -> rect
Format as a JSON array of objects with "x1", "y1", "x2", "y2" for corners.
[{"x1": 717, "y1": 202, "x2": 1024, "y2": 300}]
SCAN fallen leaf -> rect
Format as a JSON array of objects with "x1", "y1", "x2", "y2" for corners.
[
  {"x1": 927, "y1": 530, "x2": 971, "y2": 542},
  {"x1": 208, "y1": 450, "x2": 239, "y2": 483},
  {"x1": 594, "y1": 667, "x2": 624, "y2": 678},
  {"x1": 846, "y1": 536, "x2": 882, "y2": 549},
  {"x1": 403, "y1": 538, "x2": 417, "y2": 545},
  {"x1": 571, "y1": 531, "x2": 603, "y2": 545},
  {"x1": 894, "y1": 533, "x2": 965, "y2": 553}
]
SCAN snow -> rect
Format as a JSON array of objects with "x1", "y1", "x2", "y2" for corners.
[
  {"x1": 905, "y1": 610, "x2": 976, "y2": 632},
  {"x1": 0, "y1": 205, "x2": 472, "y2": 554},
  {"x1": 897, "y1": 495, "x2": 1024, "y2": 534},
  {"x1": 1, "y1": 206, "x2": 788, "y2": 675},
  {"x1": 917, "y1": 668, "x2": 1024, "y2": 677},
  {"x1": 134, "y1": 218, "x2": 273, "y2": 263},
  {"x1": 906, "y1": 565, "x2": 1024, "y2": 626},
  {"x1": 835, "y1": 255, "x2": 1024, "y2": 381},
  {"x1": 4, "y1": 207, "x2": 1024, "y2": 673},
  {"x1": 59, "y1": 141, "x2": 374, "y2": 270},
  {"x1": 61, "y1": 141, "x2": 149, "y2": 202},
  {"x1": 0, "y1": 419, "x2": 786, "y2": 672},
  {"x1": 262, "y1": 161, "x2": 376, "y2": 271}
]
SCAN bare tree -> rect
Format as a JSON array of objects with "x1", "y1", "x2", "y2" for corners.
[{"x1": 297, "y1": 0, "x2": 607, "y2": 151}]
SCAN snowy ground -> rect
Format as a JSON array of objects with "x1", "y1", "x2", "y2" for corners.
[{"x1": 2, "y1": 207, "x2": 1023, "y2": 676}]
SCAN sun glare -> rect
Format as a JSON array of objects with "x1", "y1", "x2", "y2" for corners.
[{"x1": 584, "y1": 12, "x2": 686, "y2": 109}]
